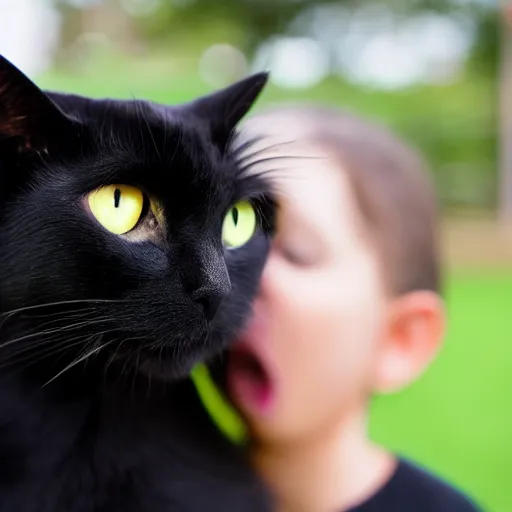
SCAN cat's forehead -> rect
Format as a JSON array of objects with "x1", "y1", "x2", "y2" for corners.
[
  {"x1": 49, "y1": 95, "x2": 249, "y2": 208},
  {"x1": 51, "y1": 94, "x2": 202, "y2": 147}
]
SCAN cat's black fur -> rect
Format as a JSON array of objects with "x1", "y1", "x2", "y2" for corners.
[{"x1": 0, "y1": 55, "x2": 274, "y2": 511}]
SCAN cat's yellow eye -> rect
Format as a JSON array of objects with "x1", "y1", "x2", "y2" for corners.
[
  {"x1": 222, "y1": 200, "x2": 257, "y2": 249},
  {"x1": 87, "y1": 184, "x2": 144, "y2": 235}
]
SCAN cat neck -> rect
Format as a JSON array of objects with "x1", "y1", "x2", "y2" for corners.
[{"x1": 0, "y1": 366, "x2": 258, "y2": 512}]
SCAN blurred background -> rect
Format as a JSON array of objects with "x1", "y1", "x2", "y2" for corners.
[{"x1": 0, "y1": 0, "x2": 509, "y2": 510}]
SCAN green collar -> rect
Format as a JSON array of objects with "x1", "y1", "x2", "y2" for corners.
[{"x1": 190, "y1": 363, "x2": 249, "y2": 445}]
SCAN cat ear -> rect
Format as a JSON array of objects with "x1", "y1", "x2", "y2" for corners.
[
  {"x1": 189, "y1": 72, "x2": 269, "y2": 149},
  {"x1": 0, "y1": 54, "x2": 74, "y2": 153}
]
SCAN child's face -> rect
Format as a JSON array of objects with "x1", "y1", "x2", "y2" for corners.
[{"x1": 226, "y1": 146, "x2": 387, "y2": 443}]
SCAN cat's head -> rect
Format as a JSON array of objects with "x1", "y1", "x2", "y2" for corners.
[{"x1": 0, "y1": 55, "x2": 274, "y2": 384}]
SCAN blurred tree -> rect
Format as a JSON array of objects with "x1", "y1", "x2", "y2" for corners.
[
  {"x1": 499, "y1": 3, "x2": 512, "y2": 219},
  {"x1": 127, "y1": 0, "x2": 497, "y2": 61},
  {"x1": 467, "y1": 5, "x2": 499, "y2": 77},
  {"x1": 53, "y1": 0, "x2": 497, "y2": 73}
]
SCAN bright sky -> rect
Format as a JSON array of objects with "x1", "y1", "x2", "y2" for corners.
[{"x1": 0, "y1": 0, "x2": 60, "y2": 75}]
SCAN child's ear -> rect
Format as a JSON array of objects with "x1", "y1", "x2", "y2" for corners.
[{"x1": 372, "y1": 291, "x2": 445, "y2": 394}]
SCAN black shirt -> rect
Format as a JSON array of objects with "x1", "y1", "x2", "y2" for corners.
[{"x1": 346, "y1": 459, "x2": 483, "y2": 512}]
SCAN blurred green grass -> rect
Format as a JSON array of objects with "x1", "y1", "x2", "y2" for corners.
[{"x1": 38, "y1": 64, "x2": 507, "y2": 511}]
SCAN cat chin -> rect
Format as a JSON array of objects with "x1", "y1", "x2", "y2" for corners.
[{"x1": 136, "y1": 355, "x2": 197, "y2": 382}]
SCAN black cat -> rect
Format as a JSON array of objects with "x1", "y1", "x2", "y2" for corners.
[{"x1": 0, "y1": 55, "x2": 274, "y2": 511}]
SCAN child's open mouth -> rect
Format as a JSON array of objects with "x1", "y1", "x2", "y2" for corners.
[{"x1": 226, "y1": 343, "x2": 275, "y2": 416}]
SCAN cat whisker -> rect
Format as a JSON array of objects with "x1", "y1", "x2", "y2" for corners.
[
  {"x1": 138, "y1": 101, "x2": 161, "y2": 160},
  {"x1": 102, "y1": 335, "x2": 152, "y2": 377},
  {"x1": 231, "y1": 133, "x2": 298, "y2": 157},
  {"x1": 103, "y1": 338, "x2": 126, "y2": 379},
  {"x1": 9, "y1": 313, "x2": 113, "y2": 333},
  {"x1": 0, "y1": 333, "x2": 96, "y2": 372},
  {"x1": 238, "y1": 153, "x2": 321, "y2": 176},
  {"x1": 0, "y1": 317, "x2": 120, "y2": 350},
  {"x1": 42, "y1": 338, "x2": 116, "y2": 388},
  {"x1": 0, "y1": 327, "x2": 126, "y2": 367},
  {"x1": 233, "y1": 138, "x2": 297, "y2": 164},
  {"x1": 23, "y1": 311, "x2": 136, "y2": 333},
  {"x1": 230, "y1": 135, "x2": 265, "y2": 159},
  {"x1": 17, "y1": 307, "x2": 100, "y2": 322},
  {"x1": 0, "y1": 298, "x2": 132, "y2": 319},
  {"x1": 119, "y1": 348, "x2": 136, "y2": 382}
]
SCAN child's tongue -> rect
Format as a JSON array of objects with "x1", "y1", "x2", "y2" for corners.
[{"x1": 227, "y1": 344, "x2": 274, "y2": 416}]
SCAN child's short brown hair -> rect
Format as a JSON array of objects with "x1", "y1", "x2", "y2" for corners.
[{"x1": 243, "y1": 105, "x2": 441, "y2": 297}]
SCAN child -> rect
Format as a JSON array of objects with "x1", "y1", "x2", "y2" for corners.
[{"x1": 222, "y1": 106, "x2": 482, "y2": 511}]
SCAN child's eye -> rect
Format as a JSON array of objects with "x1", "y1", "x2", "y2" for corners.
[{"x1": 276, "y1": 238, "x2": 317, "y2": 267}]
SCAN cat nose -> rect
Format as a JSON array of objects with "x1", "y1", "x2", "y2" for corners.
[
  {"x1": 181, "y1": 244, "x2": 231, "y2": 321},
  {"x1": 192, "y1": 278, "x2": 231, "y2": 321}
]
